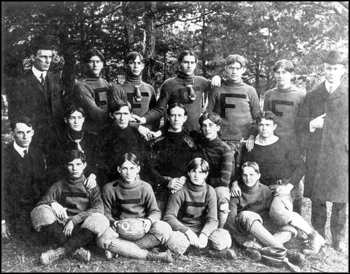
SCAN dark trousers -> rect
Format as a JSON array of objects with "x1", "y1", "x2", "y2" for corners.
[
  {"x1": 42, "y1": 221, "x2": 95, "y2": 254},
  {"x1": 311, "y1": 199, "x2": 348, "y2": 243}
]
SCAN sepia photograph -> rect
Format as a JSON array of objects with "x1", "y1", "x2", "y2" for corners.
[{"x1": 1, "y1": 1, "x2": 348, "y2": 272}]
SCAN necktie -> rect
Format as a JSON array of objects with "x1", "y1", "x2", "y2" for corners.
[
  {"x1": 23, "y1": 149, "x2": 28, "y2": 158},
  {"x1": 40, "y1": 73, "x2": 45, "y2": 85},
  {"x1": 134, "y1": 86, "x2": 142, "y2": 102},
  {"x1": 187, "y1": 85, "x2": 196, "y2": 101},
  {"x1": 328, "y1": 85, "x2": 333, "y2": 94}
]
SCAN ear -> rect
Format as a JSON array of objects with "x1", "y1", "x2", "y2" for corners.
[
  {"x1": 117, "y1": 166, "x2": 121, "y2": 174},
  {"x1": 31, "y1": 129, "x2": 35, "y2": 137},
  {"x1": 273, "y1": 123, "x2": 277, "y2": 131},
  {"x1": 30, "y1": 54, "x2": 36, "y2": 62},
  {"x1": 136, "y1": 165, "x2": 141, "y2": 174},
  {"x1": 64, "y1": 118, "x2": 68, "y2": 124},
  {"x1": 109, "y1": 113, "x2": 114, "y2": 120},
  {"x1": 257, "y1": 173, "x2": 261, "y2": 180},
  {"x1": 183, "y1": 115, "x2": 188, "y2": 123},
  {"x1": 216, "y1": 125, "x2": 221, "y2": 132},
  {"x1": 82, "y1": 162, "x2": 87, "y2": 170}
]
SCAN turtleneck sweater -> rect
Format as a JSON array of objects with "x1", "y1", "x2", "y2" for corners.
[
  {"x1": 102, "y1": 177, "x2": 161, "y2": 226},
  {"x1": 73, "y1": 75, "x2": 112, "y2": 134},
  {"x1": 110, "y1": 73, "x2": 159, "y2": 131},
  {"x1": 263, "y1": 84, "x2": 306, "y2": 146},
  {"x1": 239, "y1": 139, "x2": 305, "y2": 187},
  {"x1": 224, "y1": 181, "x2": 272, "y2": 232},
  {"x1": 194, "y1": 135, "x2": 234, "y2": 188},
  {"x1": 207, "y1": 79, "x2": 261, "y2": 141},
  {"x1": 95, "y1": 123, "x2": 149, "y2": 183},
  {"x1": 35, "y1": 173, "x2": 104, "y2": 225},
  {"x1": 147, "y1": 130, "x2": 196, "y2": 194},
  {"x1": 164, "y1": 180, "x2": 218, "y2": 237},
  {"x1": 143, "y1": 72, "x2": 212, "y2": 131}
]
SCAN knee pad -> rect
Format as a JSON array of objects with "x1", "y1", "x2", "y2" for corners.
[
  {"x1": 208, "y1": 228, "x2": 232, "y2": 250},
  {"x1": 149, "y1": 221, "x2": 173, "y2": 244},
  {"x1": 165, "y1": 231, "x2": 190, "y2": 255},
  {"x1": 81, "y1": 213, "x2": 110, "y2": 237},
  {"x1": 31, "y1": 204, "x2": 57, "y2": 232}
]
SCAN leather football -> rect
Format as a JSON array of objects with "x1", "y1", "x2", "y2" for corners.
[{"x1": 115, "y1": 218, "x2": 146, "y2": 241}]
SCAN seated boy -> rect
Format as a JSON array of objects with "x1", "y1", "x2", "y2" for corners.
[
  {"x1": 164, "y1": 158, "x2": 235, "y2": 259},
  {"x1": 31, "y1": 150, "x2": 109, "y2": 265},
  {"x1": 96, "y1": 152, "x2": 173, "y2": 263}
]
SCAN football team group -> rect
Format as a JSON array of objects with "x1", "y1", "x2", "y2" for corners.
[{"x1": 2, "y1": 36, "x2": 348, "y2": 268}]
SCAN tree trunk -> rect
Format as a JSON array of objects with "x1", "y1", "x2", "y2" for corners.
[{"x1": 143, "y1": 1, "x2": 157, "y2": 83}]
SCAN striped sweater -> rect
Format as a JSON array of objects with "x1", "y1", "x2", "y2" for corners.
[{"x1": 193, "y1": 134, "x2": 234, "y2": 188}]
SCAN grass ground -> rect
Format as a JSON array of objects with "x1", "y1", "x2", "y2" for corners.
[
  {"x1": 1, "y1": 100, "x2": 348, "y2": 272},
  {"x1": 1, "y1": 199, "x2": 348, "y2": 273}
]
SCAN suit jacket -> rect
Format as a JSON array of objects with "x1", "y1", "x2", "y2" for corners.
[
  {"x1": 1, "y1": 143, "x2": 48, "y2": 226},
  {"x1": 7, "y1": 70, "x2": 66, "y2": 151}
]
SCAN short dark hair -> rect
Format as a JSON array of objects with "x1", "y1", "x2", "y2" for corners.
[
  {"x1": 109, "y1": 99, "x2": 131, "y2": 114},
  {"x1": 125, "y1": 51, "x2": 144, "y2": 64},
  {"x1": 241, "y1": 161, "x2": 260, "y2": 174},
  {"x1": 199, "y1": 112, "x2": 222, "y2": 127},
  {"x1": 65, "y1": 105, "x2": 85, "y2": 119},
  {"x1": 178, "y1": 50, "x2": 198, "y2": 63},
  {"x1": 117, "y1": 152, "x2": 140, "y2": 168},
  {"x1": 10, "y1": 116, "x2": 34, "y2": 131},
  {"x1": 273, "y1": 59, "x2": 295, "y2": 73},
  {"x1": 256, "y1": 111, "x2": 276, "y2": 124},
  {"x1": 83, "y1": 49, "x2": 105, "y2": 63},
  {"x1": 187, "y1": 157, "x2": 210, "y2": 173},
  {"x1": 167, "y1": 103, "x2": 188, "y2": 116},
  {"x1": 64, "y1": 149, "x2": 87, "y2": 164}
]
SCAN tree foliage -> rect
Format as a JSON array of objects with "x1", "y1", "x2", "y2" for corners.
[{"x1": 2, "y1": 1, "x2": 348, "y2": 97}]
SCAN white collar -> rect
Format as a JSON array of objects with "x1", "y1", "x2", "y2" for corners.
[
  {"x1": 325, "y1": 80, "x2": 340, "y2": 94},
  {"x1": 13, "y1": 142, "x2": 29, "y2": 158},
  {"x1": 32, "y1": 66, "x2": 47, "y2": 79}
]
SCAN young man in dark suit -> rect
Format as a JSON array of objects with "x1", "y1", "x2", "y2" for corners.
[{"x1": 2, "y1": 116, "x2": 48, "y2": 240}]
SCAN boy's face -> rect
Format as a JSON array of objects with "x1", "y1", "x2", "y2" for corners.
[
  {"x1": 179, "y1": 55, "x2": 197, "y2": 76},
  {"x1": 117, "y1": 160, "x2": 140, "y2": 184},
  {"x1": 13, "y1": 122, "x2": 34, "y2": 148},
  {"x1": 201, "y1": 119, "x2": 220, "y2": 141},
  {"x1": 324, "y1": 63, "x2": 345, "y2": 84},
  {"x1": 86, "y1": 56, "x2": 103, "y2": 77},
  {"x1": 127, "y1": 56, "x2": 144, "y2": 76},
  {"x1": 65, "y1": 110, "x2": 85, "y2": 131},
  {"x1": 110, "y1": 106, "x2": 131, "y2": 129},
  {"x1": 188, "y1": 167, "x2": 208, "y2": 186},
  {"x1": 168, "y1": 106, "x2": 187, "y2": 132},
  {"x1": 33, "y1": 49, "x2": 53, "y2": 72},
  {"x1": 66, "y1": 158, "x2": 86, "y2": 179},
  {"x1": 258, "y1": 118, "x2": 276, "y2": 139},
  {"x1": 274, "y1": 67, "x2": 293, "y2": 88},
  {"x1": 242, "y1": 166, "x2": 260, "y2": 187},
  {"x1": 225, "y1": 62, "x2": 245, "y2": 83}
]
